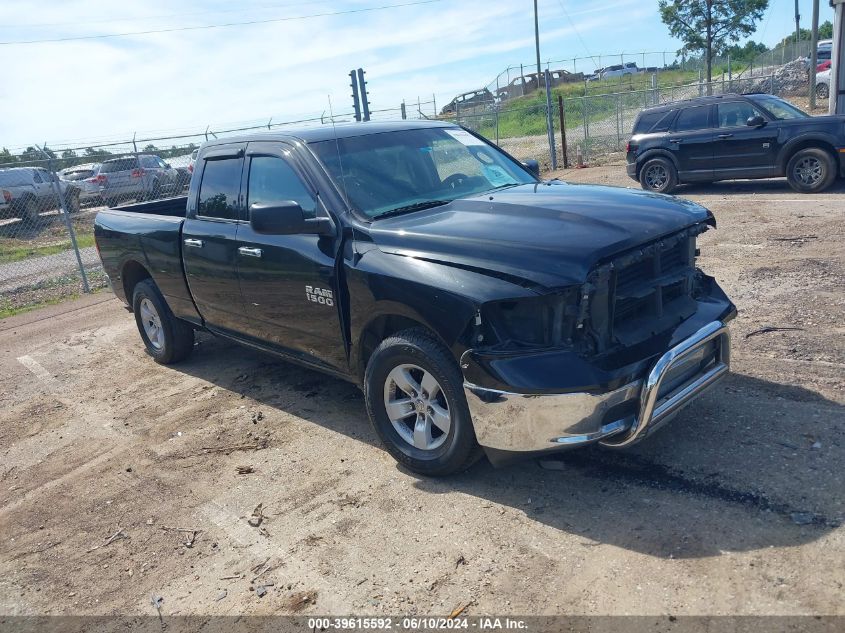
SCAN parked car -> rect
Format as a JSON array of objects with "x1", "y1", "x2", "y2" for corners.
[
  {"x1": 626, "y1": 93, "x2": 845, "y2": 194},
  {"x1": 59, "y1": 163, "x2": 102, "y2": 206},
  {"x1": 440, "y1": 89, "x2": 494, "y2": 115},
  {"x1": 495, "y1": 69, "x2": 585, "y2": 100},
  {"x1": 817, "y1": 39, "x2": 832, "y2": 64},
  {"x1": 0, "y1": 188, "x2": 11, "y2": 217},
  {"x1": 0, "y1": 167, "x2": 81, "y2": 221},
  {"x1": 816, "y1": 69, "x2": 831, "y2": 99},
  {"x1": 98, "y1": 154, "x2": 181, "y2": 207},
  {"x1": 589, "y1": 62, "x2": 639, "y2": 81},
  {"x1": 95, "y1": 120, "x2": 735, "y2": 476},
  {"x1": 817, "y1": 59, "x2": 831, "y2": 73}
]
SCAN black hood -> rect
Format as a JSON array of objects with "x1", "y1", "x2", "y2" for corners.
[{"x1": 367, "y1": 182, "x2": 712, "y2": 289}]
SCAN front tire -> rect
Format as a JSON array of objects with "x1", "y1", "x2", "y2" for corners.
[
  {"x1": 132, "y1": 279, "x2": 194, "y2": 364},
  {"x1": 639, "y1": 157, "x2": 678, "y2": 194},
  {"x1": 786, "y1": 148, "x2": 836, "y2": 193},
  {"x1": 364, "y1": 329, "x2": 481, "y2": 476}
]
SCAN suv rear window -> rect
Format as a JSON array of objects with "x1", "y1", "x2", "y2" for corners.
[
  {"x1": 674, "y1": 105, "x2": 711, "y2": 131},
  {"x1": 633, "y1": 110, "x2": 675, "y2": 134},
  {"x1": 101, "y1": 158, "x2": 139, "y2": 173}
]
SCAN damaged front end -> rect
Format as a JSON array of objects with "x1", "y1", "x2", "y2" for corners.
[{"x1": 459, "y1": 223, "x2": 736, "y2": 464}]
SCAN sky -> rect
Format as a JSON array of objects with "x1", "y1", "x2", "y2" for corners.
[{"x1": 0, "y1": 0, "x2": 834, "y2": 152}]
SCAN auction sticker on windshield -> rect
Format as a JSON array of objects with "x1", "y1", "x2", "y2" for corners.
[{"x1": 445, "y1": 129, "x2": 486, "y2": 146}]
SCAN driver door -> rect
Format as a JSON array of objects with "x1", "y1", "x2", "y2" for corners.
[{"x1": 235, "y1": 142, "x2": 346, "y2": 371}]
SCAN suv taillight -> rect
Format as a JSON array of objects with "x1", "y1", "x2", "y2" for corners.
[
  {"x1": 626, "y1": 142, "x2": 637, "y2": 153},
  {"x1": 88, "y1": 174, "x2": 107, "y2": 185},
  {"x1": 188, "y1": 164, "x2": 193, "y2": 173},
  {"x1": 2, "y1": 189, "x2": 11, "y2": 203},
  {"x1": 131, "y1": 168, "x2": 145, "y2": 178}
]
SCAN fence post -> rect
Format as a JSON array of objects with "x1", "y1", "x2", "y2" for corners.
[
  {"x1": 400, "y1": 102, "x2": 407, "y2": 120},
  {"x1": 40, "y1": 147, "x2": 90, "y2": 293},
  {"x1": 727, "y1": 54, "x2": 732, "y2": 91},
  {"x1": 698, "y1": 70, "x2": 703, "y2": 96},
  {"x1": 651, "y1": 73, "x2": 657, "y2": 104},
  {"x1": 432, "y1": 93, "x2": 437, "y2": 117},
  {"x1": 582, "y1": 96, "x2": 589, "y2": 165},
  {"x1": 495, "y1": 104, "x2": 500, "y2": 145},
  {"x1": 543, "y1": 69, "x2": 557, "y2": 170},
  {"x1": 558, "y1": 95, "x2": 568, "y2": 168},
  {"x1": 615, "y1": 94, "x2": 621, "y2": 151}
]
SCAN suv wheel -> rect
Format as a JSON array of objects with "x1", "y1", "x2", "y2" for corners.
[
  {"x1": 786, "y1": 148, "x2": 836, "y2": 193},
  {"x1": 364, "y1": 329, "x2": 482, "y2": 476},
  {"x1": 132, "y1": 279, "x2": 195, "y2": 364},
  {"x1": 65, "y1": 189, "x2": 80, "y2": 214},
  {"x1": 639, "y1": 157, "x2": 678, "y2": 194}
]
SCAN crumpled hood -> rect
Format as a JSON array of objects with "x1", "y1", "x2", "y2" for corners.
[{"x1": 367, "y1": 181, "x2": 712, "y2": 289}]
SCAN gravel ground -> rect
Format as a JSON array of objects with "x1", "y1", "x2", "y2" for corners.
[{"x1": 0, "y1": 166, "x2": 843, "y2": 621}]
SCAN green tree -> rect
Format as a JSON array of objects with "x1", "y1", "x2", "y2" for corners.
[
  {"x1": 143, "y1": 144, "x2": 159, "y2": 153},
  {"x1": 726, "y1": 39, "x2": 767, "y2": 63},
  {"x1": 659, "y1": 0, "x2": 769, "y2": 82},
  {"x1": 776, "y1": 20, "x2": 833, "y2": 47}
]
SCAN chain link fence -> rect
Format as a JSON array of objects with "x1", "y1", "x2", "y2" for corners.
[{"x1": 0, "y1": 101, "x2": 436, "y2": 317}]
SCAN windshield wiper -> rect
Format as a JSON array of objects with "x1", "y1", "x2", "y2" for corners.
[{"x1": 372, "y1": 199, "x2": 451, "y2": 220}]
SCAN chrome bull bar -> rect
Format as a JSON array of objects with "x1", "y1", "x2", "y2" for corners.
[{"x1": 599, "y1": 320, "x2": 730, "y2": 448}]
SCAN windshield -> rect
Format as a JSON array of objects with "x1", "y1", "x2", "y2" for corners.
[
  {"x1": 310, "y1": 127, "x2": 536, "y2": 219},
  {"x1": 750, "y1": 96, "x2": 809, "y2": 120}
]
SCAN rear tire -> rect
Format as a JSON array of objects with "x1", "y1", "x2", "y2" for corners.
[
  {"x1": 786, "y1": 148, "x2": 836, "y2": 193},
  {"x1": 639, "y1": 157, "x2": 678, "y2": 194},
  {"x1": 132, "y1": 279, "x2": 194, "y2": 364},
  {"x1": 364, "y1": 329, "x2": 482, "y2": 476},
  {"x1": 21, "y1": 196, "x2": 39, "y2": 223},
  {"x1": 65, "y1": 189, "x2": 80, "y2": 214}
]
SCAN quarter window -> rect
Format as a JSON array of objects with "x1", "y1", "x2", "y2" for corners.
[
  {"x1": 247, "y1": 156, "x2": 317, "y2": 218},
  {"x1": 674, "y1": 106, "x2": 711, "y2": 131},
  {"x1": 198, "y1": 157, "x2": 243, "y2": 220}
]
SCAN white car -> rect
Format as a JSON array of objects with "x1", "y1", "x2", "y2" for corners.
[
  {"x1": 816, "y1": 69, "x2": 830, "y2": 99},
  {"x1": 588, "y1": 62, "x2": 639, "y2": 81}
]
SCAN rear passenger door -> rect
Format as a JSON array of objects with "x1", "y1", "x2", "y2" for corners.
[
  {"x1": 181, "y1": 144, "x2": 248, "y2": 334},
  {"x1": 668, "y1": 105, "x2": 714, "y2": 182},
  {"x1": 235, "y1": 141, "x2": 345, "y2": 371},
  {"x1": 712, "y1": 101, "x2": 777, "y2": 178}
]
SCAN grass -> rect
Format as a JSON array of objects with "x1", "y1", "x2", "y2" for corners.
[
  {"x1": 461, "y1": 69, "x2": 728, "y2": 141},
  {"x1": 0, "y1": 232, "x2": 95, "y2": 264}
]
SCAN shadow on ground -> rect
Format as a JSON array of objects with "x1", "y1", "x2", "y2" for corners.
[{"x1": 173, "y1": 333, "x2": 843, "y2": 560}]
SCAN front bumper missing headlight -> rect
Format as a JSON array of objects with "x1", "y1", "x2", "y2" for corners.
[{"x1": 463, "y1": 320, "x2": 730, "y2": 453}]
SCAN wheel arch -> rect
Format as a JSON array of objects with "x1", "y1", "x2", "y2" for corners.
[
  {"x1": 121, "y1": 259, "x2": 153, "y2": 304},
  {"x1": 636, "y1": 149, "x2": 679, "y2": 179},
  {"x1": 777, "y1": 136, "x2": 839, "y2": 175},
  {"x1": 355, "y1": 309, "x2": 445, "y2": 383}
]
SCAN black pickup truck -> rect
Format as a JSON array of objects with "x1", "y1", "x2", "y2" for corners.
[{"x1": 95, "y1": 121, "x2": 735, "y2": 475}]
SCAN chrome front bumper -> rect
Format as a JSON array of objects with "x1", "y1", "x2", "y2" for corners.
[{"x1": 464, "y1": 321, "x2": 730, "y2": 453}]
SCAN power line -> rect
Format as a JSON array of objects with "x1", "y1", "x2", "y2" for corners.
[
  {"x1": 2, "y1": 0, "x2": 328, "y2": 29},
  {"x1": 0, "y1": 0, "x2": 444, "y2": 46},
  {"x1": 554, "y1": 0, "x2": 599, "y2": 66}
]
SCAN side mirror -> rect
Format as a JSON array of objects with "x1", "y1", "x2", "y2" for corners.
[
  {"x1": 522, "y1": 159, "x2": 541, "y2": 178},
  {"x1": 747, "y1": 115, "x2": 766, "y2": 127},
  {"x1": 249, "y1": 201, "x2": 333, "y2": 236},
  {"x1": 165, "y1": 162, "x2": 172, "y2": 168}
]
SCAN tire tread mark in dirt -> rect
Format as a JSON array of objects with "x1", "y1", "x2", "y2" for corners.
[{"x1": 554, "y1": 450, "x2": 840, "y2": 528}]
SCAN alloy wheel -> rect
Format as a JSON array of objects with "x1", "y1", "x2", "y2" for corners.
[{"x1": 383, "y1": 364, "x2": 451, "y2": 451}]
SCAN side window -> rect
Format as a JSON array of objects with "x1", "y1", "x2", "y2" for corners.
[
  {"x1": 717, "y1": 102, "x2": 764, "y2": 127},
  {"x1": 674, "y1": 106, "x2": 711, "y2": 132},
  {"x1": 32, "y1": 171, "x2": 43, "y2": 183},
  {"x1": 247, "y1": 156, "x2": 317, "y2": 219},
  {"x1": 198, "y1": 157, "x2": 243, "y2": 220}
]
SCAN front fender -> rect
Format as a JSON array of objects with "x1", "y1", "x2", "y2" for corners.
[{"x1": 346, "y1": 249, "x2": 538, "y2": 365}]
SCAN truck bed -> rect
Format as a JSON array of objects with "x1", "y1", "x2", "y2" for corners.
[
  {"x1": 94, "y1": 198, "x2": 199, "y2": 323},
  {"x1": 112, "y1": 195, "x2": 187, "y2": 217}
]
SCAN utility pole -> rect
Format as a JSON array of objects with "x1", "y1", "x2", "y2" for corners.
[
  {"x1": 810, "y1": 0, "x2": 819, "y2": 108},
  {"x1": 794, "y1": 0, "x2": 801, "y2": 45},
  {"x1": 533, "y1": 0, "x2": 542, "y2": 79}
]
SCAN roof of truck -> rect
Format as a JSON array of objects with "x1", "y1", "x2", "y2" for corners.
[{"x1": 200, "y1": 119, "x2": 456, "y2": 148}]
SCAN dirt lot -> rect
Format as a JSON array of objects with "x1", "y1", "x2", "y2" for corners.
[{"x1": 1, "y1": 166, "x2": 843, "y2": 620}]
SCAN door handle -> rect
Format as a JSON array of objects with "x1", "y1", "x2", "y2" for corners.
[
  {"x1": 184, "y1": 238, "x2": 204, "y2": 248},
  {"x1": 238, "y1": 247, "x2": 263, "y2": 258},
  {"x1": 669, "y1": 138, "x2": 683, "y2": 144},
  {"x1": 718, "y1": 133, "x2": 733, "y2": 139}
]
